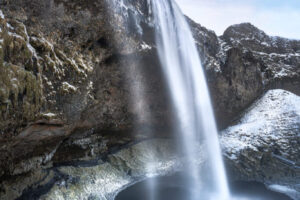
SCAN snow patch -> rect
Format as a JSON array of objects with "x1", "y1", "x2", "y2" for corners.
[
  {"x1": 261, "y1": 41, "x2": 270, "y2": 47},
  {"x1": 26, "y1": 43, "x2": 38, "y2": 58},
  {"x1": 7, "y1": 31, "x2": 23, "y2": 39},
  {"x1": 221, "y1": 89, "x2": 300, "y2": 199},
  {"x1": 0, "y1": 10, "x2": 4, "y2": 19},
  {"x1": 140, "y1": 42, "x2": 152, "y2": 50},
  {"x1": 6, "y1": 23, "x2": 14, "y2": 30},
  {"x1": 22, "y1": 24, "x2": 38, "y2": 58},
  {"x1": 222, "y1": 89, "x2": 300, "y2": 157},
  {"x1": 41, "y1": 113, "x2": 57, "y2": 118},
  {"x1": 268, "y1": 185, "x2": 300, "y2": 200},
  {"x1": 62, "y1": 82, "x2": 78, "y2": 93},
  {"x1": 269, "y1": 184, "x2": 296, "y2": 193}
]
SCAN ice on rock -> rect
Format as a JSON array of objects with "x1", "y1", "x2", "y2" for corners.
[
  {"x1": 222, "y1": 89, "x2": 300, "y2": 156},
  {"x1": 62, "y1": 82, "x2": 78, "y2": 93},
  {"x1": 6, "y1": 23, "x2": 14, "y2": 30},
  {"x1": 268, "y1": 185, "x2": 300, "y2": 200},
  {"x1": 221, "y1": 89, "x2": 300, "y2": 199},
  {"x1": 140, "y1": 42, "x2": 152, "y2": 50},
  {"x1": 0, "y1": 10, "x2": 4, "y2": 19}
]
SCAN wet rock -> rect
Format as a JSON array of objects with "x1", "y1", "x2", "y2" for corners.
[
  {"x1": 0, "y1": 122, "x2": 70, "y2": 177},
  {"x1": 0, "y1": 139, "x2": 203, "y2": 200}
]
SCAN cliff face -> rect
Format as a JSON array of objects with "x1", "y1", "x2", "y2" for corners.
[
  {"x1": 0, "y1": 0, "x2": 299, "y2": 198},
  {"x1": 0, "y1": 0, "x2": 176, "y2": 182},
  {"x1": 188, "y1": 20, "x2": 300, "y2": 127}
]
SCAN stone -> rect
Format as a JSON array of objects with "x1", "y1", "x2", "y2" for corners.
[{"x1": 221, "y1": 89, "x2": 300, "y2": 200}]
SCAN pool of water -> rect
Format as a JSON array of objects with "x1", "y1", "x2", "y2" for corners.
[{"x1": 115, "y1": 173, "x2": 292, "y2": 200}]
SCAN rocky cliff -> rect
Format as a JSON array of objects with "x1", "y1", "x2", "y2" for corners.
[
  {"x1": 0, "y1": 0, "x2": 299, "y2": 199},
  {"x1": 188, "y1": 20, "x2": 300, "y2": 127}
]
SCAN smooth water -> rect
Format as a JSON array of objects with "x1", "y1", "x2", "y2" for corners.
[
  {"x1": 149, "y1": 0, "x2": 230, "y2": 199},
  {"x1": 116, "y1": 173, "x2": 292, "y2": 200}
]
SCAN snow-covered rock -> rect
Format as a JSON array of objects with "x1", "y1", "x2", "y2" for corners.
[
  {"x1": 221, "y1": 23, "x2": 300, "y2": 85},
  {"x1": 221, "y1": 89, "x2": 300, "y2": 200}
]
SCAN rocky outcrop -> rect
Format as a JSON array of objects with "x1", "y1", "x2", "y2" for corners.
[
  {"x1": 189, "y1": 22, "x2": 300, "y2": 127},
  {"x1": 221, "y1": 23, "x2": 300, "y2": 92},
  {"x1": 221, "y1": 89, "x2": 300, "y2": 200},
  {"x1": 0, "y1": 0, "x2": 299, "y2": 198}
]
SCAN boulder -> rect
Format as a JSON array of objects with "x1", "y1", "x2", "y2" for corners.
[{"x1": 221, "y1": 89, "x2": 300, "y2": 200}]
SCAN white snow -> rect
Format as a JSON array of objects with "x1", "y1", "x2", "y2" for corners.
[
  {"x1": 22, "y1": 24, "x2": 38, "y2": 58},
  {"x1": 6, "y1": 28, "x2": 38, "y2": 59},
  {"x1": 87, "y1": 81, "x2": 93, "y2": 90},
  {"x1": 7, "y1": 31, "x2": 23, "y2": 39},
  {"x1": 6, "y1": 23, "x2": 14, "y2": 30},
  {"x1": 221, "y1": 89, "x2": 300, "y2": 199},
  {"x1": 26, "y1": 43, "x2": 38, "y2": 58},
  {"x1": 253, "y1": 51, "x2": 268, "y2": 56},
  {"x1": 269, "y1": 185, "x2": 296, "y2": 193},
  {"x1": 261, "y1": 41, "x2": 270, "y2": 47},
  {"x1": 41, "y1": 113, "x2": 57, "y2": 118},
  {"x1": 0, "y1": 10, "x2": 4, "y2": 19},
  {"x1": 140, "y1": 42, "x2": 152, "y2": 50},
  {"x1": 221, "y1": 89, "x2": 300, "y2": 155},
  {"x1": 62, "y1": 82, "x2": 78, "y2": 93},
  {"x1": 269, "y1": 52, "x2": 286, "y2": 58},
  {"x1": 243, "y1": 90, "x2": 300, "y2": 120},
  {"x1": 268, "y1": 185, "x2": 300, "y2": 200},
  {"x1": 274, "y1": 67, "x2": 292, "y2": 78}
]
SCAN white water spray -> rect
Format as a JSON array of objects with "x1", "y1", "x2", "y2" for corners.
[{"x1": 150, "y1": 0, "x2": 230, "y2": 199}]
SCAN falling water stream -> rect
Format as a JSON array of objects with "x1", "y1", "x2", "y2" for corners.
[{"x1": 149, "y1": 0, "x2": 230, "y2": 199}]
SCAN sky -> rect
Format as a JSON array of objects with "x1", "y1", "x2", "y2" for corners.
[{"x1": 175, "y1": 0, "x2": 300, "y2": 39}]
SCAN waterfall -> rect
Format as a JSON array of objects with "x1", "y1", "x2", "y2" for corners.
[{"x1": 149, "y1": 0, "x2": 230, "y2": 199}]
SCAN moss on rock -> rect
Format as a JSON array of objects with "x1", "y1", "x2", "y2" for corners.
[{"x1": 0, "y1": 62, "x2": 43, "y2": 134}]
